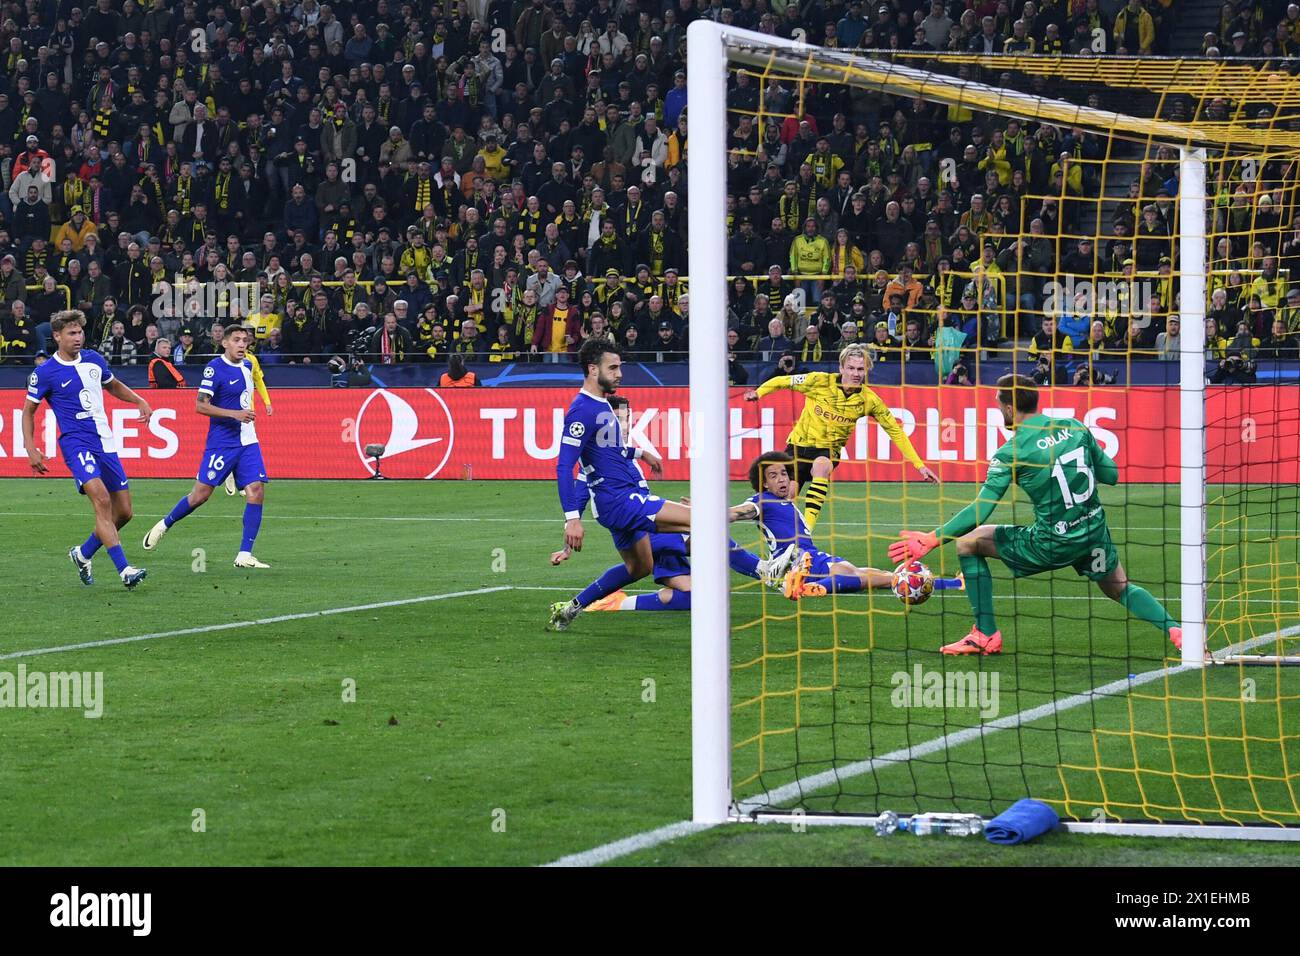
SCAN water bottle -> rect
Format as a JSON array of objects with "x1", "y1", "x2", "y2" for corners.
[
  {"x1": 904, "y1": 812, "x2": 985, "y2": 837},
  {"x1": 873, "y1": 810, "x2": 900, "y2": 836}
]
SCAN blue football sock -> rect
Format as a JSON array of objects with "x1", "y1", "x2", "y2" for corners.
[
  {"x1": 79, "y1": 533, "x2": 102, "y2": 559},
  {"x1": 934, "y1": 576, "x2": 964, "y2": 590},
  {"x1": 634, "y1": 590, "x2": 691, "y2": 610},
  {"x1": 107, "y1": 544, "x2": 128, "y2": 573},
  {"x1": 824, "y1": 574, "x2": 864, "y2": 593},
  {"x1": 240, "y1": 503, "x2": 263, "y2": 553},
  {"x1": 728, "y1": 539, "x2": 761, "y2": 579},
  {"x1": 576, "y1": 563, "x2": 636, "y2": 608},
  {"x1": 165, "y1": 495, "x2": 195, "y2": 528}
]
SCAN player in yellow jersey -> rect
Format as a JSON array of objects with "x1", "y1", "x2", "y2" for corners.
[
  {"x1": 224, "y1": 348, "x2": 272, "y2": 496},
  {"x1": 743, "y1": 343, "x2": 938, "y2": 529}
]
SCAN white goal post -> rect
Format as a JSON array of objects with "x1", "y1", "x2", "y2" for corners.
[{"x1": 685, "y1": 20, "x2": 1214, "y2": 827}]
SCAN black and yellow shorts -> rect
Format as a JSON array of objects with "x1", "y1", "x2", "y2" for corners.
[{"x1": 784, "y1": 443, "x2": 837, "y2": 488}]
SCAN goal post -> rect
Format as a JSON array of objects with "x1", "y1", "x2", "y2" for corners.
[
  {"x1": 1177, "y1": 147, "x2": 1207, "y2": 669},
  {"x1": 687, "y1": 23, "x2": 1300, "y2": 836},
  {"x1": 685, "y1": 17, "x2": 740, "y2": 826}
]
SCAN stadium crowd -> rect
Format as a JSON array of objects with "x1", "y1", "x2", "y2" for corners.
[{"x1": 0, "y1": 0, "x2": 1294, "y2": 383}]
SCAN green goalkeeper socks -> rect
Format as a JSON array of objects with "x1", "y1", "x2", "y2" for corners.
[
  {"x1": 1119, "y1": 584, "x2": 1179, "y2": 635},
  {"x1": 958, "y1": 554, "x2": 998, "y2": 634}
]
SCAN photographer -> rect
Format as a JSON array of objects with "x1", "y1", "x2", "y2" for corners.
[
  {"x1": 1072, "y1": 362, "x2": 1118, "y2": 387},
  {"x1": 763, "y1": 349, "x2": 799, "y2": 384},
  {"x1": 945, "y1": 358, "x2": 973, "y2": 386},
  {"x1": 329, "y1": 350, "x2": 374, "y2": 388},
  {"x1": 1027, "y1": 315, "x2": 1073, "y2": 384},
  {"x1": 1211, "y1": 350, "x2": 1257, "y2": 385}
]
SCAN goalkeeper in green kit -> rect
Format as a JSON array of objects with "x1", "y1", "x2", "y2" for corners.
[{"x1": 889, "y1": 374, "x2": 1182, "y2": 656}]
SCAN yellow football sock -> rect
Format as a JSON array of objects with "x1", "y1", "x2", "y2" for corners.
[{"x1": 803, "y1": 477, "x2": 831, "y2": 530}]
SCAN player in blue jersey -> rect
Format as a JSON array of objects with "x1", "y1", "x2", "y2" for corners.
[
  {"x1": 547, "y1": 340, "x2": 753, "y2": 630},
  {"x1": 553, "y1": 530, "x2": 798, "y2": 612},
  {"x1": 141, "y1": 325, "x2": 271, "y2": 569},
  {"x1": 548, "y1": 395, "x2": 798, "y2": 617},
  {"x1": 743, "y1": 451, "x2": 965, "y2": 600},
  {"x1": 21, "y1": 310, "x2": 150, "y2": 589}
]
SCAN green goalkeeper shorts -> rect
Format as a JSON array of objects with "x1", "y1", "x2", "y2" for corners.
[{"x1": 993, "y1": 522, "x2": 1119, "y2": 582}]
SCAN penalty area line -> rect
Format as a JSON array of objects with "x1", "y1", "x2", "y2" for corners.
[
  {"x1": 543, "y1": 622, "x2": 1300, "y2": 867},
  {"x1": 0, "y1": 585, "x2": 512, "y2": 662}
]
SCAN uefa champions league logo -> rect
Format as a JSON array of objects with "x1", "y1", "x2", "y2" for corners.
[{"x1": 207, "y1": 470, "x2": 217, "y2": 481}]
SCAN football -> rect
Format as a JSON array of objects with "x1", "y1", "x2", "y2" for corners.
[{"x1": 891, "y1": 560, "x2": 935, "y2": 606}]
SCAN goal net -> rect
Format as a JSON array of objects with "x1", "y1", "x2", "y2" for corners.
[{"x1": 687, "y1": 23, "x2": 1300, "y2": 837}]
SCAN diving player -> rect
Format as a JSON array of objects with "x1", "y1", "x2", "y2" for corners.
[
  {"x1": 22, "y1": 309, "x2": 150, "y2": 589},
  {"x1": 888, "y1": 374, "x2": 1182, "y2": 655},
  {"x1": 743, "y1": 451, "x2": 964, "y2": 600},
  {"x1": 142, "y1": 325, "x2": 271, "y2": 568}
]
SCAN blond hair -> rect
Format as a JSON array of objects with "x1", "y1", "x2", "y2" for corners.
[{"x1": 839, "y1": 342, "x2": 871, "y2": 369}]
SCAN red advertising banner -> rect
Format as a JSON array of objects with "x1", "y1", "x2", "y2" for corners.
[{"x1": 1, "y1": 386, "x2": 1296, "y2": 483}]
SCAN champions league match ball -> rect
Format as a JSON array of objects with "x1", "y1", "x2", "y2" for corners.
[{"x1": 891, "y1": 561, "x2": 935, "y2": 606}]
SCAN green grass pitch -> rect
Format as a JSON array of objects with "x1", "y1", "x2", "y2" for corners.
[{"x1": 0, "y1": 476, "x2": 1296, "y2": 866}]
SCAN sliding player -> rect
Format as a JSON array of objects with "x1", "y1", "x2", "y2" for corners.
[
  {"x1": 549, "y1": 394, "x2": 795, "y2": 615},
  {"x1": 888, "y1": 374, "x2": 1181, "y2": 655},
  {"x1": 548, "y1": 339, "x2": 749, "y2": 630},
  {"x1": 551, "y1": 529, "x2": 793, "y2": 612},
  {"x1": 22, "y1": 310, "x2": 149, "y2": 589},
  {"x1": 744, "y1": 451, "x2": 963, "y2": 600},
  {"x1": 142, "y1": 325, "x2": 271, "y2": 569},
  {"x1": 225, "y1": 348, "x2": 271, "y2": 496},
  {"x1": 744, "y1": 343, "x2": 938, "y2": 531}
]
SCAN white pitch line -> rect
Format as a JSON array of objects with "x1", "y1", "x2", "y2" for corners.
[
  {"x1": 545, "y1": 821, "x2": 717, "y2": 868},
  {"x1": 543, "y1": 622, "x2": 1300, "y2": 867},
  {"x1": 0, "y1": 586, "x2": 512, "y2": 662}
]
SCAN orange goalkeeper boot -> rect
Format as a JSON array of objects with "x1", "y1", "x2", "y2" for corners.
[
  {"x1": 940, "y1": 627, "x2": 1003, "y2": 656},
  {"x1": 1169, "y1": 626, "x2": 1183, "y2": 650}
]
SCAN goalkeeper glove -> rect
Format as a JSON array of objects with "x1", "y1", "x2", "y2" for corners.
[{"x1": 888, "y1": 530, "x2": 939, "y2": 564}]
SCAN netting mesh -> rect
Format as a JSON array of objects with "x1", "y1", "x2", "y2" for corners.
[{"x1": 723, "y1": 48, "x2": 1300, "y2": 825}]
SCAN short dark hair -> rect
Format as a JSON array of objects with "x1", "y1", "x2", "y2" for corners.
[
  {"x1": 222, "y1": 325, "x2": 253, "y2": 341},
  {"x1": 748, "y1": 450, "x2": 795, "y2": 492},
  {"x1": 50, "y1": 310, "x2": 86, "y2": 333},
  {"x1": 578, "y1": 337, "x2": 620, "y2": 377},
  {"x1": 996, "y1": 373, "x2": 1039, "y2": 413}
]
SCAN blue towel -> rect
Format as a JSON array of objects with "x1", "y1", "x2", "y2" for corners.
[{"x1": 984, "y1": 799, "x2": 1060, "y2": 845}]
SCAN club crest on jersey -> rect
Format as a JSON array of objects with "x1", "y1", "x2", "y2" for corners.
[
  {"x1": 88, "y1": 367, "x2": 99, "y2": 381},
  {"x1": 85, "y1": 464, "x2": 94, "y2": 474},
  {"x1": 207, "y1": 470, "x2": 217, "y2": 481},
  {"x1": 569, "y1": 421, "x2": 585, "y2": 438}
]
